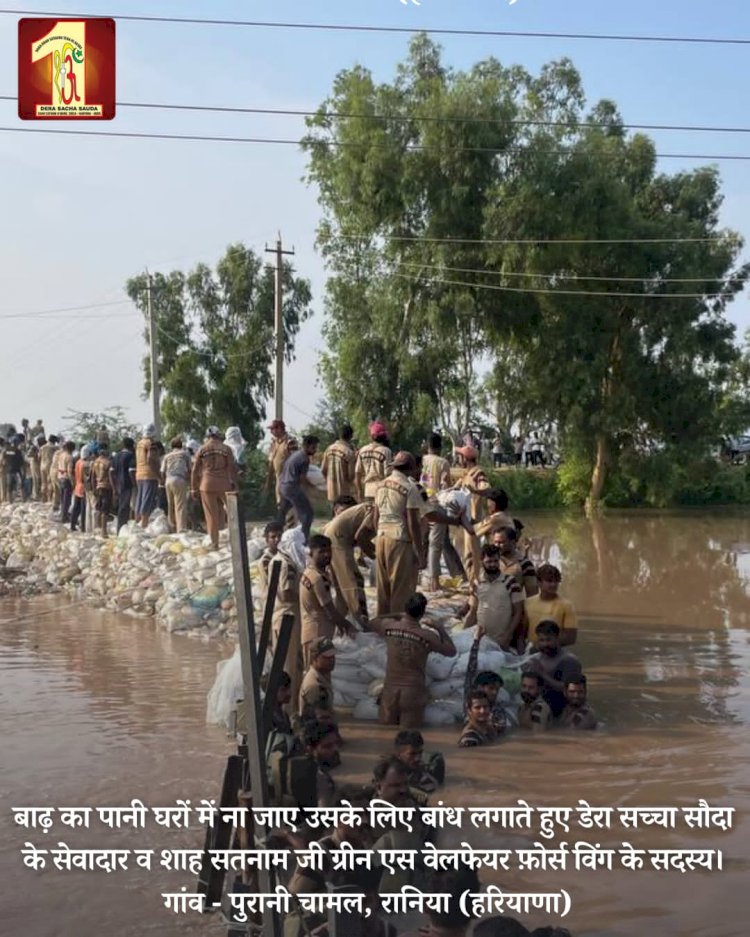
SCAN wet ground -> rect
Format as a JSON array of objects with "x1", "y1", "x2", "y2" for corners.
[{"x1": 1, "y1": 510, "x2": 749, "y2": 936}]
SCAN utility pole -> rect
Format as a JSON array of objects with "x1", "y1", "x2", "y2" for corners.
[
  {"x1": 146, "y1": 271, "x2": 162, "y2": 439},
  {"x1": 264, "y1": 234, "x2": 294, "y2": 422}
]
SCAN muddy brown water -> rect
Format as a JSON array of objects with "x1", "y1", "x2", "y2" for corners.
[{"x1": 1, "y1": 511, "x2": 749, "y2": 937}]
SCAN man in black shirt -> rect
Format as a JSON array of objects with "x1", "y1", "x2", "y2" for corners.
[{"x1": 111, "y1": 438, "x2": 136, "y2": 531}]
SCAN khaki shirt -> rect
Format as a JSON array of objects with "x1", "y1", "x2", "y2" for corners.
[
  {"x1": 375, "y1": 470, "x2": 421, "y2": 542},
  {"x1": 320, "y1": 440, "x2": 356, "y2": 501},
  {"x1": 191, "y1": 440, "x2": 237, "y2": 493},
  {"x1": 382, "y1": 620, "x2": 434, "y2": 688},
  {"x1": 135, "y1": 438, "x2": 160, "y2": 481},
  {"x1": 91, "y1": 456, "x2": 112, "y2": 490},
  {"x1": 459, "y1": 465, "x2": 490, "y2": 522},
  {"x1": 269, "y1": 434, "x2": 294, "y2": 499},
  {"x1": 258, "y1": 550, "x2": 299, "y2": 621},
  {"x1": 518, "y1": 698, "x2": 552, "y2": 731},
  {"x1": 559, "y1": 704, "x2": 598, "y2": 730},
  {"x1": 355, "y1": 442, "x2": 392, "y2": 500},
  {"x1": 39, "y1": 442, "x2": 56, "y2": 474},
  {"x1": 58, "y1": 451, "x2": 74, "y2": 482},
  {"x1": 299, "y1": 563, "x2": 335, "y2": 645},
  {"x1": 49, "y1": 448, "x2": 62, "y2": 481},
  {"x1": 323, "y1": 502, "x2": 375, "y2": 551},
  {"x1": 299, "y1": 667, "x2": 335, "y2": 722}
]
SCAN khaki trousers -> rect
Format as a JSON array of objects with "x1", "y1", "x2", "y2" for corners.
[
  {"x1": 166, "y1": 477, "x2": 189, "y2": 532},
  {"x1": 31, "y1": 463, "x2": 41, "y2": 500},
  {"x1": 375, "y1": 537, "x2": 419, "y2": 616},
  {"x1": 200, "y1": 489, "x2": 227, "y2": 547},
  {"x1": 330, "y1": 546, "x2": 367, "y2": 620},
  {"x1": 379, "y1": 684, "x2": 428, "y2": 728},
  {"x1": 51, "y1": 472, "x2": 60, "y2": 510}
]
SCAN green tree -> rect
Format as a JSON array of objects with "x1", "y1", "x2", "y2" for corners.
[
  {"x1": 63, "y1": 407, "x2": 138, "y2": 444},
  {"x1": 126, "y1": 244, "x2": 312, "y2": 445}
]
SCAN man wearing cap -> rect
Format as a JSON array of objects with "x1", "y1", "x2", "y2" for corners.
[
  {"x1": 323, "y1": 497, "x2": 376, "y2": 621},
  {"x1": 135, "y1": 424, "x2": 161, "y2": 528},
  {"x1": 454, "y1": 445, "x2": 489, "y2": 579},
  {"x1": 320, "y1": 424, "x2": 357, "y2": 507},
  {"x1": 299, "y1": 636, "x2": 337, "y2": 724},
  {"x1": 266, "y1": 419, "x2": 295, "y2": 504},
  {"x1": 191, "y1": 426, "x2": 238, "y2": 549},
  {"x1": 372, "y1": 452, "x2": 424, "y2": 616},
  {"x1": 354, "y1": 421, "x2": 393, "y2": 502},
  {"x1": 300, "y1": 534, "x2": 355, "y2": 667}
]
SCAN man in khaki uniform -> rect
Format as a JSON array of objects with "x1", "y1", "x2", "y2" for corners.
[
  {"x1": 354, "y1": 421, "x2": 392, "y2": 502},
  {"x1": 28, "y1": 439, "x2": 42, "y2": 501},
  {"x1": 190, "y1": 426, "x2": 238, "y2": 549},
  {"x1": 373, "y1": 451, "x2": 424, "y2": 616},
  {"x1": 298, "y1": 636, "x2": 337, "y2": 724},
  {"x1": 320, "y1": 424, "x2": 357, "y2": 506},
  {"x1": 454, "y1": 445, "x2": 490, "y2": 580},
  {"x1": 89, "y1": 444, "x2": 114, "y2": 537},
  {"x1": 49, "y1": 443, "x2": 63, "y2": 511},
  {"x1": 265, "y1": 419, "x2": 295, "y2": 503},
  {"x1": 299, "y1": 534, "x2": 354, "y2": 668},
  {"x1": 259, "y1": 521, "x2": 303, "y2": 719},
  {"x1": 57, "y1": 441, "x2": 75, "y2": 522},
  {"x1": 38, "y1": 437, "x2": 56, "y2": 503},
  {"x1": 323, "y1": 498, "x2": 376, "y2": 621}
]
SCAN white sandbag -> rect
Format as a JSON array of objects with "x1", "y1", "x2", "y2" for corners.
[
  {"x1": 146, "y1": 513, "x2": 170, "y2": 536},
  {"x1": 331, "y1": 662, "x2": 370, "y2": 686},
  {"x1": 331, "y1": 678, "x2": 371, "y2": 702},
  {"x1": 306, "y1": 463, "x2": 328, "y2": 491},
  {"x1": 429, "y1": 677, "x2": 465, "y2": 700},
  {"x1": 206, "y1": 647, "x2": 243, "y2": 727},
  {"x1": 353, "y1": 697, "x2": 380, "y2": 721},
  {"x1": 423, "y1": 702, "x2": 459, "y2": 727},
  {"x1": 247, "y1": 538, "x2": 265, "y2": 562},
  {"x1": 425, "y1": 653, "x2": 456, "y2": 681},
  {"x1": 447, "y1": 629, "x2": 478, "y2": 654},
  {"x1": 334, "y1": 688, "x2": 360, "y2": 708},
  {"x1": 368, "y1": 678, "x2": 384, "y2": 699},
  {"x1": 279, "y1": 528, "x2": 307, "y2": 572}
]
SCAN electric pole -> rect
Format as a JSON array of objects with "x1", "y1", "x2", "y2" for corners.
[
  {"x1": 146, "y1": 271, "x2": 162, "y2": 439},
  {"x1": 265, "y1": 234, "x2": 294, "y2": 423}
]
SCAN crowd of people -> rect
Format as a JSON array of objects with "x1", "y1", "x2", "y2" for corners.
[{"x1": 0, "y1": 420, "x2": 248, "y2": 548}]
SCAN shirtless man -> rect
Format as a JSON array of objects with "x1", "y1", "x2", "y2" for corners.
[{"x1": 369, "y1": 592, "x2": 456, "y2": 728}]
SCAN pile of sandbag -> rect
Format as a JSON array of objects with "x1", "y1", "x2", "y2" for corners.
[
  {"x1": 0, "y1": 502, "x2": 271, "y2": 638},
  {"x1": 331, "y1": 624, "x2": 526, "y2": 728}
]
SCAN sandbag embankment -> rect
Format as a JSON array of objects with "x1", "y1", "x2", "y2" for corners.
[{"x1": 0, "y1": 502, "x2": 268, "y2": 637}]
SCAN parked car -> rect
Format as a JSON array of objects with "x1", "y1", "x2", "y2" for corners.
[{"x1": 724, "y1": 434, "x2": 750, "y2": 463}]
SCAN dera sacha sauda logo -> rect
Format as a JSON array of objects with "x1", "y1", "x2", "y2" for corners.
[{"x1": 18, "y1": 18, "x2": 116, "y2": 119}]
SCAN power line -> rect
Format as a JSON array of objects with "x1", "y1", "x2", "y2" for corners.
[
  {"x1": 393, "y1": 272, "x2": 736, "y2": 300},
  {"x1": 1, "y1": 9, "x2": 749, "y2": 45},
  {"x1": 396, "y1": 261, "x2": 747, "y2": 284},
  {"x1": 0, "y1": 300, "x2": 133, "y2": 320},
  {"x1": 4, "y1": 94, "x2": 750, "y2": 137},
  {"x1": 329, "y1": 233, "x2": 734, "y2": 246},
  {"x1": 5, "y1": 125, "x2": 750, "y2": 163}
]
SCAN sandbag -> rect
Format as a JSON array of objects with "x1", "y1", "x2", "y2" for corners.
[
  {"x1": 423, "y1": 703, "x2": 459, "y2": 727},
  {"x1": 306, "y1": 464, "x2": 328, "y2": 491},
  {"x1": 353, "y1": 697, "x2": 380, "y2": 721},
  {"x1": 206, "y1": 647, "x2": 243, "y2": 727},
  {"x1": 425, "y1": 653, "x2": 456, "y2": 682},
  {"x1": 429, "y1": 678, "x2": 465, "y2": 701},
  {"x1": 190, "y1": 584, "x2": 231, "y2": 610}
]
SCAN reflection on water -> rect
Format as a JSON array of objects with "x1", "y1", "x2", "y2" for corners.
[{"x1": 1, "y1": 512, "x2": 749, "y2": 937}]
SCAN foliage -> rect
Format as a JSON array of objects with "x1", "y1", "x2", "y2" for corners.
[
  {"x1": 238, "y1": 449, "x2": 276, "y2": 520},
  {"x1": 486, "y1": 467, "x2": 563, "y2": 510},
  {"x1": 126, "y1": 244, "x2": 312, "y2": 445},
  {"x1": 304, "y1": 36, "x2": 749, "y2": 509},
  {"x1": 63, "y1": 407, "x2": 139, "y2": 445}
]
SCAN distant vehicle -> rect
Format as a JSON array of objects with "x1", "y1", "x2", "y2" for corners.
[{"x1": 725, "y1": 434, "x2": 750, "y2": 463}]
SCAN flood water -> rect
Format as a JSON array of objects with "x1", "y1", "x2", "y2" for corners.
[{"x1": 1, "y1": 511, "x2": 749, "y2": 937}]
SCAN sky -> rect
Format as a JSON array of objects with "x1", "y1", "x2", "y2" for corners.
[{"x1": 2, "y1": 0, "x2": 750, "y2": 441}]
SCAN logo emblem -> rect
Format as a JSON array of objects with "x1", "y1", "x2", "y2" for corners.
[{"x1": 18, "y1": 18, "x2": 116, "y2": 119}]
